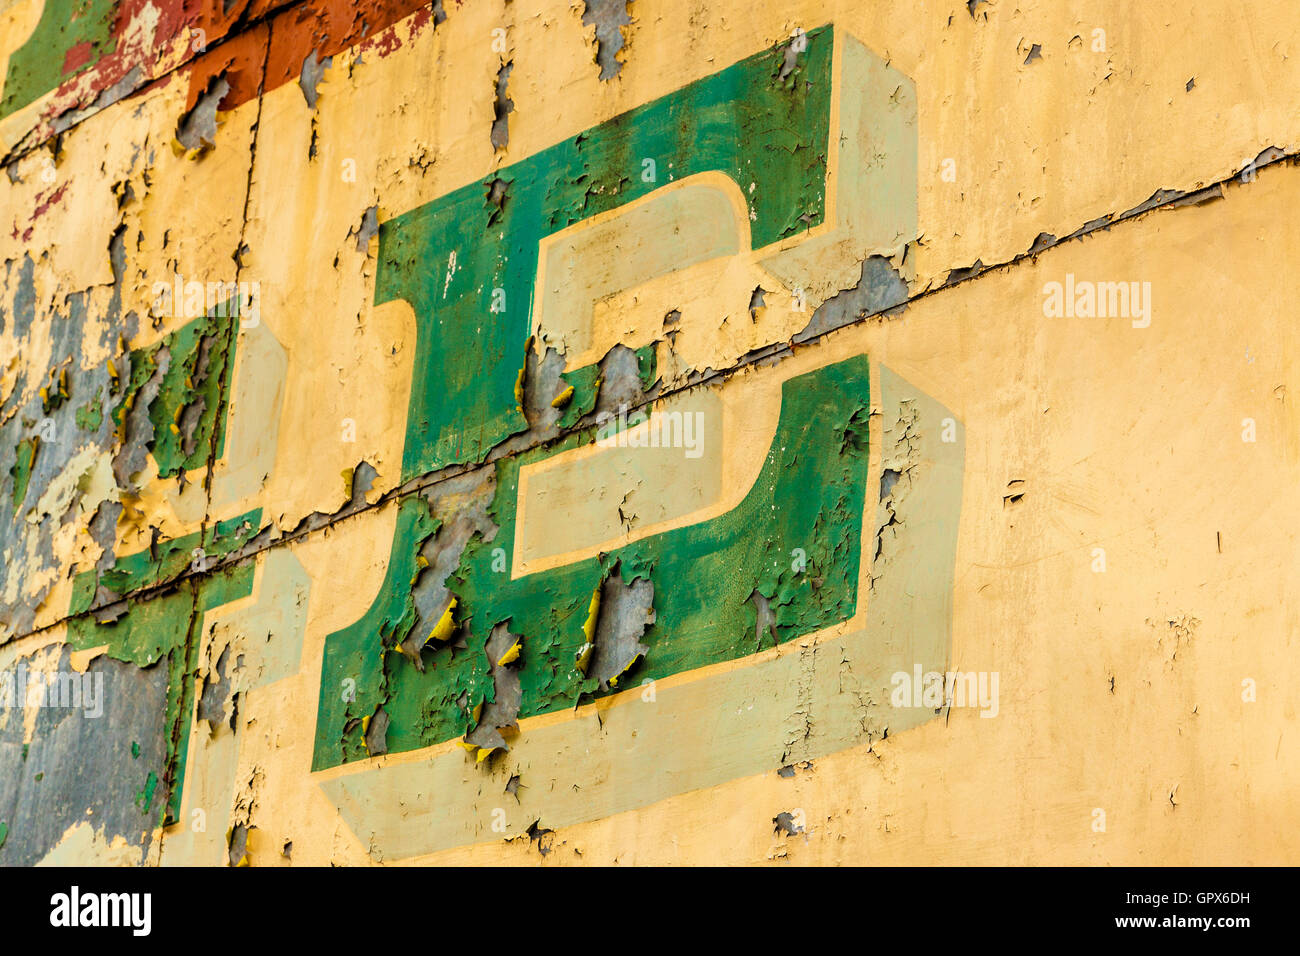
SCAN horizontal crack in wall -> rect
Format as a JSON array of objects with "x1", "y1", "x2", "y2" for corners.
[{"x1": 5, "y1": 136, "x2": 1297, "y2": 650}]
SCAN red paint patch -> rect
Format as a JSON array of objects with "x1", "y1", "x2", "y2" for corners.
[
  {"x1": 184, "y1": 23, "x2": 271, "y2": 112},
  {"x1": 63, "y1": 41, "x2": 96, "y2": 76},
  {"x1": 189, "y1": 0, "x2": 432, "y2": 113},
  {"x1": 30, "y1": 183, "x2": 69, "y2": 223},
  {"x1": 35, "y1": 0, "x2": 195, "y2": 130},
  {"x1": 265, "y1": 0, "x2": 432, "y2": 104},
  {"x1": 17, "y1": 0, "x2": 443, "y2": 155}
]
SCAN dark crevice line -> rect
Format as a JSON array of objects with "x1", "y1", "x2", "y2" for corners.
[
  {"x1": 200, "y1": 18, "x2": 271, "y2": 535},
  {"x1": 154, "y1": 26, "x2": 270, "y2": 853}
]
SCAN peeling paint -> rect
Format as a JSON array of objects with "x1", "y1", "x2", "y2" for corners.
[{"x1": 2, "y1": 0, "x2": 1299, "y2": 869}]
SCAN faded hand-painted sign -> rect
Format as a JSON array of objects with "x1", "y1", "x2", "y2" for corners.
[
  {"x1": 2, "y1": 10, "x2": 968, "y2": 862},
  {"x1": 306, "y1": 25, "x2": 963, "y2": 854}
]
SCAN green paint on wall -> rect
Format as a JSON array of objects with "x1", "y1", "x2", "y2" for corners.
[
  {"x1": 67, "y1": 509, "x2": 260, "y2": 825},
  {"x1": 636, "y1": 343, "x2": 658, "y2": 392},
  {"x1": 71, "y1": 508, "x2": 261, "y2": 609},
  {"x1": 111, "y1": 309, "x2": 240, "y2": 480},
  {"x1": 376, "y1": 27, "x2": 833, "y2": 480},
  {"x1": 136, "y1": 771, "x2": 158, "y2": 814},
  {"x1": 52, "y1": 302, "x2": 252, "y2": 824},
  {"x1": 68, "y1": 563, "x2": 255, "y2": 825},
  {"x1": 0, "y1": 0, "x2": 119, "y2": 119},
  {"x1": 311, "y1": 25, "x2": 877, "y2": 775},
  {"x1": 75, "y1": 389, "x2": 103, "y2": 431},
  {"x1": 313, "y1": 356, "x2": 870, "y2": 770},
  {"x1": 9, "y1": 436, "x2": 38, "y2": 509},
  {"x1": 314, "y1": 496, "x2": 442, "y2": 767}
]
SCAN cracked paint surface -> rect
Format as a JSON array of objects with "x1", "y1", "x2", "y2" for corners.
[
  {"x1": 1, "y1": 0, "x2": 1299, "y2": 866},
  {"x1": 313, "y1": 356, "x2": 875, "y2": 770},
  {"x1": 376, "y1": 26, "x2": 834, "y2": 477}
]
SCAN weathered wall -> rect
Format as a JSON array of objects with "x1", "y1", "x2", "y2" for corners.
[{"x1": 0, "y1": 0, "x2": 1297, "y2": 865}]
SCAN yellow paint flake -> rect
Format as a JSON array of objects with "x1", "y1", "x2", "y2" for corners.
[
  {"x1": 426, "y1": 596, "x2": 458, "y2": 644},
  {"x1": 495, "y1": 639, "x2": 521, "y2": 667}
]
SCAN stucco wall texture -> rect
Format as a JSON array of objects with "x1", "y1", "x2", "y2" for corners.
[{"x1": 0, "y1": 0, "x2": 1296, "y2": 866}]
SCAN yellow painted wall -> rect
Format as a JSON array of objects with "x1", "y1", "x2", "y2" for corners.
[{"x1": 0, "y1": 0, "x2": 1296, "y2": 865}]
